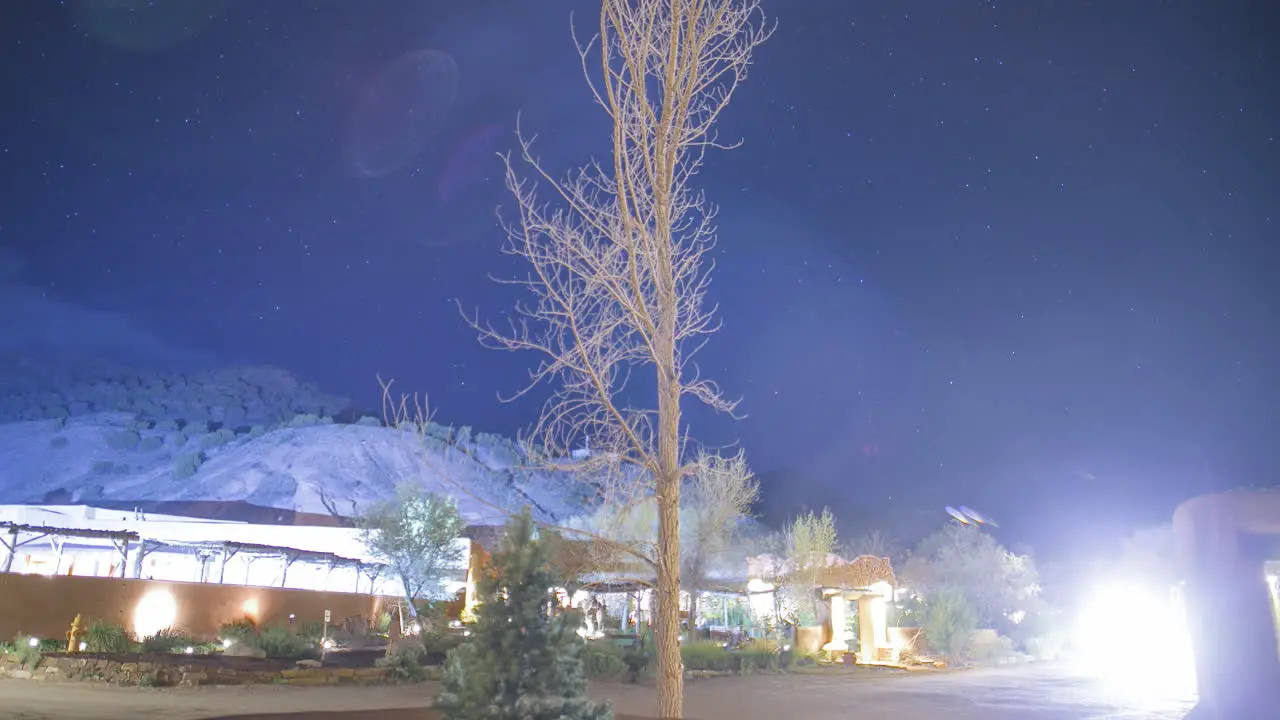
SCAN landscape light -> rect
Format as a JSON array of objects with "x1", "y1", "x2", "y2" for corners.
[
  {"x1": 28, "y1": 637, "x2": 39, "y2": 648},
  {"x1": 133, "y1": 589, "x2": 179, "y2": 640}
]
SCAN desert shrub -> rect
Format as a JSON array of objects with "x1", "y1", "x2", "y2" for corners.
[
  {"x1": 218, "y1": 617, "x2": 258, "y2": 644},
  {"x1": 10, "y1": 635, "x2": 42, "y2": 668},
  {"x1": 154, "y1": 419, "x2": 179, "y2": 432},
  {"x1": 85, "y1": 619, "x2": 134, "y2": 654},
  {"x1": 922, "y1": 588, "x2": 978, "y2": 662},
  {"x1": 356, "y1": 416, "x2": 382, "y2": 427},
  {"x1": 680, "y1": 641, "x2": 732, "y2": 671},
  {"x1": 297, "y1": 622, "x2": 326, "y2": 644},
  {"x1": 172, "y1": 451, "x2": 204, "y2": 479},
  {"x1": 182, "y1": 420, "x2": 209, "y2": 436},
  {"x1": 376, "y1": 643, "x2": 430, "y2": 682},
  {"x1": 200, "y1": 427, "x2": 235, "y2": 449},
  {"x1": 138, "y1": 436, "x2": 164, "y2": 452},
  {"x1": 50, "y1": 436, "x2": 69, "y2": 449},
  {"x1": 255, "y1": 625, "x2": 317, "y2": 659},
  {"x1": 454, "y1": 426, "x2": 472, "y2": 445},
  {"x1": 736, "y1": 638, "x2": 786, "y2": 673},
  {"x1": 582, "y1": 641, "x2": 628, "y2": 680},
  {"x1": 91, "y1": 460, "x2": 115, "y2": 474},
  {"x1": 140, "y1": 627, "x2": 193, "y2": 654},
  {"x1": 287, "y1": 413, "x2": 321, "y2": 428},
  {"x1": 105, "y1": 430, "x2": 141, "y2": 451},
  {"x1": 249, "y1": 425, "x2": 267, "y2": 437},
  {"x1": 969, "y1": 633, "x2": 1016, "y2": 665}
]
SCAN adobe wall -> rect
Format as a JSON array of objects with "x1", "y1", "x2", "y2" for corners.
[
  {"x1": 1173, "y1": 490, "x2": 1280, "y2": 718},
  {"x1": 0, "y1": 573, "x2": 395, "y2": 640}
]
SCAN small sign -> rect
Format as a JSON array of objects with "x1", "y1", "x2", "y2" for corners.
[{"x1": 324, "y1": 609, "x2": 331, "y2": 623}]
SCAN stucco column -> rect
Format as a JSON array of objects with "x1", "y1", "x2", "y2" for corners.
[
  {"x1": 858, "y1": 596, "x2": 878, "y2": 661},
  {"x1": 823, "y1": 594, "x2": 848, "y2": 652},
  {"x1": 1175, "y1": 492, "x2": 1280, "y2": 717}
]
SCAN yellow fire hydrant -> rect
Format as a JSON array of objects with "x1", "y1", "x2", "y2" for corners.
[{"x1": 66, "y1": 614, "x2": 84, "y2": 653}]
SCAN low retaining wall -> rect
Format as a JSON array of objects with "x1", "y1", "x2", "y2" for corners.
[
  {"x1": 0, "y1": 650, "x2": 441, "y2": 687},
  {"x1": 0, "y1": 573, "x2": 396, "y2": 641}
]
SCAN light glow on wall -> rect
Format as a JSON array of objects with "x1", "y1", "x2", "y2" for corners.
[
  {"x1": 132, "y1": 589, "x2": 178, "y2": 639},
  {"x1": 242, "y1": 597, "x2": 260, "y2": 620}
]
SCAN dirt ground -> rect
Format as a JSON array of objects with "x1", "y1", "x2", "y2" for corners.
[{"x1": 0, "y1": 663, "x2": 1197, "y2": 720}]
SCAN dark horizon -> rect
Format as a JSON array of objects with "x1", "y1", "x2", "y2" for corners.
[{"x1": 3, "y1": 0, "x2": 1275, "y2": 562}]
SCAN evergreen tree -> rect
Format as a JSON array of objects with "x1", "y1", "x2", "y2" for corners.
[{"x1": 436, "y1": 509, "x2": 613, "y2": 720}]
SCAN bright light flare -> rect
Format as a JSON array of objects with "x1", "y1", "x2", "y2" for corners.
[
  {"x1": 1073, "y1": 580, "x2": 1195, "y2": 699},
  {"x1": 133, "y1": 589, "x2": 179, "y2": 640}
]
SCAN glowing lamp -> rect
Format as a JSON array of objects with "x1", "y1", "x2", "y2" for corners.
[{"x1": 133, "y1": 589, "x2": 178, "y2": 639}]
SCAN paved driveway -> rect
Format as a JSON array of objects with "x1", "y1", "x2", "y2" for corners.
[{"x1": 0, "y1": 663, "x2": 1197, "y2": 720}]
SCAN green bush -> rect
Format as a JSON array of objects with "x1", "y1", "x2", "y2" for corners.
[
  {"x1": 140, "y1": 627, "x2": 194, "y2": 654},
  {"x1": 84, "y1": 619, "x2": 134, "y2": 654},
  {"x1": 376, "y1": 643, "x2": 430, "y2": 682},
  {"x1": 172, "y1": 451, "x2": 205, "y2": 479},
  {"x1": 50, "y1": 436, "x2": 69, "y2": 449},
  {"x1": 255, "y1": 625, "x2": 317, "y2": 659},
  {"x1": 736, "y1": 639, "x2": 786, "y2": 674},
  {"x1": 218, "y1": 617, "x2": 258, "y2": 644},
  {"x1": 680, "y1": 641, "x2": 732, "y2": 671},
  {"x1": 10, "y1": 635, "x2": 43, "y2": 668},
  {"x1": 582, "y1": 641, "x2": 628, "y2": 680},
  {"x1": 922, "y1": 588, "x2": 978, "y2": 662}
]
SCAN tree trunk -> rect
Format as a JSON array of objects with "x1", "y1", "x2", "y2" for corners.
[
  {"x1": 654, "y1": 477, "x2": 683, "y2": 719},
  {"x1": 654, "y1": 349, "x2": 684, "y2": 718}
]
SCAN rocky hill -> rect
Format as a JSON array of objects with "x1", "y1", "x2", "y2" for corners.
[
  {"x1": 0, "y1": 354, "x2": 587, "y2": 525},
  {"x1": 0, "y1": 264, "x2": 585, "y2": 525}
]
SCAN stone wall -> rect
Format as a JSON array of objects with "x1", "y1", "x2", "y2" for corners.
[
  {"x1": 0, "y1": 572, "x2": 395, "y2": 640},
  {"x1": 0, "y1": 649, "x2": 436, "y2": 687}
]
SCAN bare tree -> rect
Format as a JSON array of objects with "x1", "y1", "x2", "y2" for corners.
[
  {"x1": 566, "y1": 449, "x2": 759, "y2": 627},
  {"x1": 464, "y1": 2, "x2": 772, "y2": 715},
  {"x1": 681, "y1": 450, "x2": 758, "y2": 627}
]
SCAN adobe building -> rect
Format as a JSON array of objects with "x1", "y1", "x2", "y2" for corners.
[{"x1": 1173, "y1": 489, "x2": 1280, "y2": 718}]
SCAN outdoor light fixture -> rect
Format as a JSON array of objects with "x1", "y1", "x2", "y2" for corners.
[
  {"x1": 1074, "y1": 579, "x2": 1195, "y2": 701},
  {"x1": 133, "y1": 588, "x2": 179, "y2": 639},
  {"x1": 27, "y1": 637, "x2": 39, "y2": 648},
  {"x1": 184, "y1": 646, "x2": 194, "y2": 654}
]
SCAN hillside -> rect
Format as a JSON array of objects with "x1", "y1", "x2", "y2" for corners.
[
  {"x1": 0, "y1": 407, "x2": 587, "y2": 525},
  {"x1": 0, "y1": 352, "x2": 587, "y2": 524},
  {"x1": 0, "y1": 269, "x2": 585, "y2": 525}
]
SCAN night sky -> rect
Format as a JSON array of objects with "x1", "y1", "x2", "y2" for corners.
[{"x1": 3, "y1": 0, "x2": 1276, "y2": 559}]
